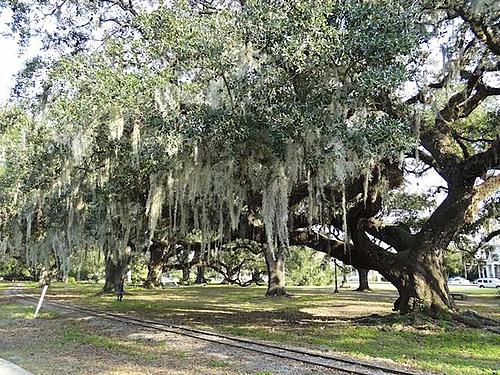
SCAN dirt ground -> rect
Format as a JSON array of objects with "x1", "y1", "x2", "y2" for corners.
[{"x1": 0, "y1": 295, "x2": 344, "y2": 375}]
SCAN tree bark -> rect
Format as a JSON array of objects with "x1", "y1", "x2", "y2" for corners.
[
  {"x1": 351, "y1": 181, "x2": 479, "y2": 314},
  {"x1": 389, "y1": 181, "x2": 478, "y2": 313},
  {"x1": 145, "y1": 261, "x2": 163, "y2": 288},
  {"x1": 38, "y1": 265, "x2": 56, "y2": 287},
  {"x1": 102, "y1": 246, "x2": 132, "y2": 293},
  {"x1": 264, "y1": 246, "x2": 287, "y2": 297},
  {"x1": 391, "y1": 251, "x2": 453, "y2": 314},
  {"x1": 181, "y1": 266, "x2": 191, "y2": 284},
  {"x1": 355, "y1": 268, "x2": 370, "y2": 291},
  {"x1": 195, "y1": 265, "x2": 207, "y2": 284},
  {"x1": 292, "y1": 197, "x2": 456, "y2": 316},
  {"x1": 145, "y1": 240, "x2": 170, "y2": 288}
]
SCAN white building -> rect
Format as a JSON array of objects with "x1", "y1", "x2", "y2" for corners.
[{"x1": 480, "y1": 235, "x2": 500, "y2": 279}]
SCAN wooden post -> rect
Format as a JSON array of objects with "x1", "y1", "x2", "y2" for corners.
[{"x1": 34, "y1": 284, "x2": 48, "y2": 318}]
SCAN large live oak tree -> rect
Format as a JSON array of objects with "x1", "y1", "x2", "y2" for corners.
[
  {"x1": 296, "y1": 1, "x2": 500, "y2": 315},
  {"x1": 1, "y1": 0, "x2": 498, "y2": 317}
]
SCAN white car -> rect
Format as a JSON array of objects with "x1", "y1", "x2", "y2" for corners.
[
  {"x1": 474, "y1": 278, "x2": 500, "y2": 288},
  {"x1": 448, "y1": 276, "x2": 471, "y2": 285}
]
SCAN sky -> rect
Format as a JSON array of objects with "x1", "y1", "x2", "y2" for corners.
[
  {"x1": 0, "y1": 11, "x2": 26, "y2": 104},
  {"x1": 0, "y1": 11, "x2": 44, "y2": 104},
  {"x1": 0, "y1": 35, "x2": 22, "y2": 104}
]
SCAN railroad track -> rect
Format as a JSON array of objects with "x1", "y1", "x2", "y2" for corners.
[{"x1": 18, "y1": 293, "x2": 422, "y2": 375}]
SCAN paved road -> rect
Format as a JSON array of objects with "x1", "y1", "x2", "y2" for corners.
[{"x1": 0, "y1": 359, "x2": 33, "y2": 375}]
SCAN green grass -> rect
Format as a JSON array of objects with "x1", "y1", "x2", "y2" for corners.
[
  {"x1": 208, "y1": 359, "x2": 228, "y2": 368},
  {"x1": 59, "y1": 326, "x2": 123, "y2": 349},
  {"x1": 0, "y1": 303, "x2": 34, "y2": 319},
  {"x1": 9, "y1": 282, "x2": 500, "y2": 374},
  {"x1": 0, "y1": 302, "x2": 162, "y2": 370},
  {"x1": 0, "y1": 301, "x2": 59, "y2": 320},
  {"x1": 222, "y1": 325, "x2": 499, "y2": 375}
]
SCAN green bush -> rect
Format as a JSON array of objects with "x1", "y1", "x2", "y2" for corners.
[
  {"x1": 0, "y1": 256, "x2": 32, "y2": 281},
  {"x1": 286, "y1": 247, "x2": 333, "y2": 286}
]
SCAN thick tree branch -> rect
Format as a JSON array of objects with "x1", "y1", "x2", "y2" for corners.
[
  {"x1": 462, "y1": 138, "x2": 500, "y2": 177},
  {"x1": 362, "y1": 219, "x2": 415, "y2": 253},
  {"x1": 452, "y1": 5, "x2": 500, "y2": 56},
  {"x1": 472, "y1": 174, "x2": 500, "y2": 205},
  {"x1": 482, "y1": 228, "x2": 500, "y2": 244}
]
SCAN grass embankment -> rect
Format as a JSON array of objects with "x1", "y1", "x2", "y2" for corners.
[{"x1": 6, "y1": 281, "x2": 500, "y2": 374}]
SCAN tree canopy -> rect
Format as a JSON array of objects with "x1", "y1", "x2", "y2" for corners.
[{"x1": 0, "y1": 0, "x2": 498, "y2": 316}]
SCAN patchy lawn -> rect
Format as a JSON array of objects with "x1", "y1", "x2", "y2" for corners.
[
  {"x1": 3, "y1": 281, "x2": 500, "y2": 375},
  {"x1": 0, "y1": 291, "x2": 338, "y2": 375}
]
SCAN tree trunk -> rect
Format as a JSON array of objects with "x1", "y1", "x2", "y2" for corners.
[
  {"x1": 38, "y1": 266, "x2": 55, "y2": 287},
  {"x1": 389, "y1": 182, "x2": 476, "y2": 314},
  {"x1": 145, "y1": 241, "x2": 169, "y2": 288},
  {"x1": 340, "y1": 267, "x2": 348, "y2": 288},
  {"x1": 355, "y1": 268, "x2": 370, "y2": 291},
  {"x1": 264, "y1": 247, "x2": 287, "y2": 297},
  {"x1": 102, "y1": 248, "x2": 132, "y2": 293},
  {"x1": 145, "y1": 261, "x2": 163, "y2": 288},
  {"x1": 195, "y1": 265, "x2": 207, "y2": 284},
  {"x1": 392, "y1": 251, "x2": 454, "y2": 315},
  {"x1": 296, "y1": 220, "x2": 455, "y2": 315},
  {"x1": 181, "y1": 266, "x2": 191, "y2": 284}
]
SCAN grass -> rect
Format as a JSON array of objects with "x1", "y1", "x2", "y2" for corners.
[
  {"x1": 208, "y1": 359, "x2": 228, "y2": 368},
  {"x1": 222, "y1": 324, "x2": 499, "y2": 374},
  {"x1": 0, "y1": 300, "x2": 59, "y2": 320},
  {"x1": 56, "y1": 324, "x2": 161, "y2": 360},
  {"x1": 3, "y1": 281, "x2": 500, "y2": 374},
  {"x1": 0, "y1": 300, "x2": 166, "y2": 374}
]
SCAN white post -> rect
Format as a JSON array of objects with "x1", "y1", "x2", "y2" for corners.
[{"x1": 34, "y1": 284, "x2": 49, "y2": 319}]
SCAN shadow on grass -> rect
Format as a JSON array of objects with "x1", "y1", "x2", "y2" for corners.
[{"x1": 10, "y1": 282, "x2": 500, "y2": 375}]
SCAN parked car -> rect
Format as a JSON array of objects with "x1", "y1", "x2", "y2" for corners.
[
  {"x1": 474, "y1": 278, "x2": 500, "y2": 288},
  {"x1": 447, "y1": 276, "x2": 471, "y2": 285}
]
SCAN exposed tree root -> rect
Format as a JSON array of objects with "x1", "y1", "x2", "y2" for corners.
[
  {"x1": 265, "y1": 291, "x2": 293, "y2": 298},
  {"x1": 350, "y1": 308, "x2": 499, "y2": 333},
  {"x1": 451, "y1": 310, "x2": 500, "y2": 330}
]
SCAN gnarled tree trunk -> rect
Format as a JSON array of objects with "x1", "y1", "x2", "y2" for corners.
[
  {"x1": 391, "y1": 251, "x2": 453, "y2": 314},
  {"x1": 181, "y1": 266, "x2": 191, "y2": 284},
  {"x1": 145, "y1": 240, "x2": 170, "y2": 288},
  {"x1": 358, "y1": 181, "x2": 477, "y2": 315},
  {"x1": 146, "y1": 261, "x2": 163, "y2": 288},
  {"x1": 102, "y1": 246, "x2": 133, "y2": 293},
  {"x1": 264, "y1": 246, "x2": 287, "y2": 297}
]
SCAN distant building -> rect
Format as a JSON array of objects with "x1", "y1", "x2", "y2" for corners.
[{"x1": 480, "y1": 235, "x2": 500, "y2": 279}]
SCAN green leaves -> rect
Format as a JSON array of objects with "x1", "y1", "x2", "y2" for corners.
[{"x1": 0, "y1": 0, "x2": 425, "y2": 263}]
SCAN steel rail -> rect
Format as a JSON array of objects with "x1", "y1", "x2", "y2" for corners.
[{"x1": 19, "y1": 294, "x2": 420, "y2": 375}]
